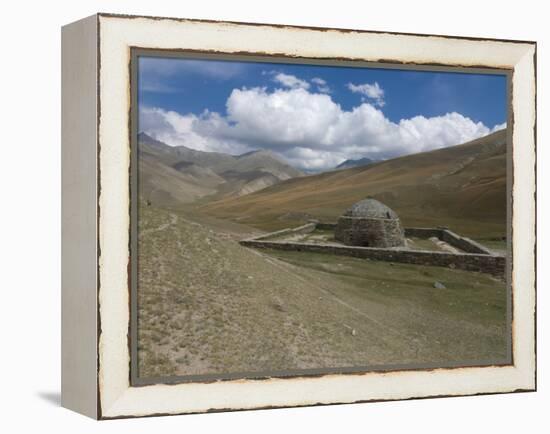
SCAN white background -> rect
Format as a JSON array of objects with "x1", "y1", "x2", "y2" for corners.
[{"x1": 0, "y1": 0, "x2": 546, "y2": 432}]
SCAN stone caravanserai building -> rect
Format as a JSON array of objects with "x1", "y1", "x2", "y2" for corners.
[
  {"x1": 334, "y1": 198, "x2": 406, "y2": 248},
  {"x1": 241, "y1": 197, "x2": 505, "y2": 276}
]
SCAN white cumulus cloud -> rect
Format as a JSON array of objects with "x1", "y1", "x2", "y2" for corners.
[
  {"x1": 311, "y1": 77, "x2": 331, "y2": 93},
  {"x1": 272, "y1": 73, "x2": 310, "y2": 90},
  {"x1": 139, "y1": 106, "x2": 250, "y2": 155},
  {"x1": 492, "y1": 122, "x2": 507, "y2": 132},
  {"x1": 140, "y1": 85, "x2": 504, "y2": 171},
  {"x1": 347, "y1": 81, "x2": 385, "y2": 107}
]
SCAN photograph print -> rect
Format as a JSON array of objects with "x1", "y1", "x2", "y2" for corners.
[{"x1": 132, "y1": 53, "x2": 510, "y2": 383}]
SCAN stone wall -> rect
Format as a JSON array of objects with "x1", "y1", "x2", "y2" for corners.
[
  {"x1": 404, "y1": 227, "x2": 494, "y2": 255},
  {"x1": 334, "y1": 216, "x2": 405, "y2": 248},
  {"x1": 245, "y1": 222, "x2": 316, "y2": 242},
  {"x1": 239, "y1": 239, "x2": 506, "y2": 277},
  {"x1": 315, "y1": 222, "x2": 337, "y2": 230},
  {"x1": 440, "y1": 229, "x2": 494, "y2": 255},
  {"x1": 404, "y1": 227, "x2": 444, "y2": 239}
]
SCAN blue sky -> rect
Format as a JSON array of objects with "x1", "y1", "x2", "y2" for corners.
[{"x1": 138, "y1": 56, "x2": 507, "y2": 170}]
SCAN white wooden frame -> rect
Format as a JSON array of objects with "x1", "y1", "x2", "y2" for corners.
[{"x1": 61, "y1": 13, "x2": 536, "y2": 419}]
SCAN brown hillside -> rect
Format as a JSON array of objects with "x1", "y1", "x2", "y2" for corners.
[{"x1": 201, "y1": 130, "x2": 508, "y2": 238}]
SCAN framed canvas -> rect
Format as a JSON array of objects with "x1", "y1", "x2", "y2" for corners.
[{"x1": 61, "y1": 13, "x2": 536, "y2": 419}]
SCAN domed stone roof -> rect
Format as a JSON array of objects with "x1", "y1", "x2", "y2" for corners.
[{"x1": 342, "y1": 198, "x2": 399, "y2": 220}]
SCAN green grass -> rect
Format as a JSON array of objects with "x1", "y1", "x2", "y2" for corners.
[
  {"x1": 266, "y1": 250, "x2": 507, "y2": 326},
  {"x1": 475, "y1": 238, "x2": 508, "y2": 254}
]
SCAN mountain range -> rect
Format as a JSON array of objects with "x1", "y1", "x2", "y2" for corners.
[{"x1": 138, "y1": 133, "x2": 303, "y2": 205}]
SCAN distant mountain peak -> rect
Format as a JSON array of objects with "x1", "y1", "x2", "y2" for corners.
[
  {"x1": 138, "y1": 132, "x2": 171, "y2": 148},
  {"x1": 237, "y1": 149, "x2": 279, "y2": 159},
  {"x1": 138, "y1": 132, "x2": 195, "y2": 154},
  {"x1": 336, "y1": 157, "x2": 378, "y2": 170},
  {"x1": 137, "y1": 132, "x2": 158, "y2": 143}
]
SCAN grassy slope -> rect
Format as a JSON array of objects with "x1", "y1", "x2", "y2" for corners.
[
  {"x1": 202, "y1": 130, "x2": 507, "y2": 239},
  {"x1": 137, "y1": 204, "x2": 507, "y2": 378},
  {"x1": 139, "y1": 155, "x2": 221, "y2": 206}
]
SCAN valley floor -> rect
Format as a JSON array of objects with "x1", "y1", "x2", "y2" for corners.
[{"x1": 136, "y1": 204, "x2": 509, "y2": 380}]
